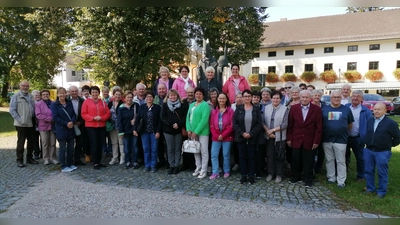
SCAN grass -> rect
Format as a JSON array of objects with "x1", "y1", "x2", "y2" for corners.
[{"x1": 0, "y1": 111, "x2": 16, "y2": 137}]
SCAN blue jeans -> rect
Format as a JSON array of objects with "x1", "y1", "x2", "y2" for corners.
[
  {"x1": 364, "y1": 148, "x2": 392, "y2": 196},
  {"x1": 211, "y1": 141, "x2": 231, "y2": 174},
  {"x1": 141, "y1": 132, "x2": 158, "y2": 169},
  {"x1": 346, "y1": 136, "x2": 364, "y2": 179},
  {"x1": 123, "y1": 133, "x2": 138, "y2": 164},
  {"x1": 58, "y1": 138, "x2": 74, "y2": 169},
  {"x1": 102, "y1": 131, "x2": 112, "y2": 154}
]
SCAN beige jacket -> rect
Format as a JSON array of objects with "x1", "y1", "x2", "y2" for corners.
[{"x1": 9, "y1": 91, "x2": 34, "y2": 127}]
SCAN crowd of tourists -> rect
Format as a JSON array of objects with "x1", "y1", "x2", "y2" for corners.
[{"x1": 9, "y1": 64, "x2": 400, "y2": 198}]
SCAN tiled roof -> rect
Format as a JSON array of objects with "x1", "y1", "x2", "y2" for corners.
[{"x1": 262, "y1": 8, "x2": 400, "y2": 48}]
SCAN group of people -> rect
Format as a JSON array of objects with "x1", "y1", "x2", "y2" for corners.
[{"x1": 9, "y1": 65, "x2": 400, "y2": 198}]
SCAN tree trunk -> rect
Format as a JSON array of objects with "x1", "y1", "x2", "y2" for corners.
[{"x1": 1, "y1": 82, "x2": 10, "y2": 99}]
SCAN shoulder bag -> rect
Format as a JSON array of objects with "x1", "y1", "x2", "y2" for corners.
[
  {"x1": 174, "y1": 110, "x2": 187, "y2": 137},
  {"x1": 61, "y1": 106, "x2": 81, "y2": 136}
]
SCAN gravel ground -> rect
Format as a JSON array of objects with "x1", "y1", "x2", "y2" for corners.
[{"x1": 0, "y1": 173, "x2": 357, "y2": 218}]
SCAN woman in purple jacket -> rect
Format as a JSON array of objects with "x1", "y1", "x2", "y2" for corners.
[
  {"x1": 35, "y1": 90, "x2": 57, "y2": 165},
  {"x1": 209, "y1": 92, "x2": 234, "y2": 179}
]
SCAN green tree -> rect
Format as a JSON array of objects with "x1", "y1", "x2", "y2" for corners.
[
  {"x1": 0, "y1": 7, "x2": 73, "y2": 98},
  {"x1": 72, "y1": 7, "x2": 188, "y2": 90},
  {"x1": 346, "y1": 7, "x2": 384, "y2": 13},
  {"x1": 185, "y1": 7, "x2": 268, "y2": 65}
]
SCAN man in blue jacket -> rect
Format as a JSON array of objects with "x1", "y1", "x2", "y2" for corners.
[
  {"x1": 345, "y1": 90, "x2": 372, "y2": 181},
  {"x1": 363, "y1": 102, "x2": 400, "y2": 198}
]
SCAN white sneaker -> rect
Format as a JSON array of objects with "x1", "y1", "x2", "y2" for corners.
[
  {"x1": 119, "y1": 159, "x2": 125, "y2": 165},
  {"x1": 266, "y1": 174, "x2": 273, "y2": 182},
  {"x1": 109, "y1": 159, "x2": 118, "y2": 165},
  {"x1": 198, "y1": 171, "x2": 207, "y2": 179},
  {"x1": 192, "y1": 167, "x2": 201, "y2": 176},
  {"x1": 61, "y1": 167, "x2": 73, "y2": 172},
  {"x1": 52, "y1": 159, "x2": 59, "y2": 164},
  {"x1": 44, "y1": 160, "x2": 49, "y2": 165},
  {"x1": 275, "y1": 175, "x2": 282, "y2": 183},
  {"x1": 69, "y1": 165, "x2": 77, "y2": 170}
]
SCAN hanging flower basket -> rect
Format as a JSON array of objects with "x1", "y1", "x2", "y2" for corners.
[
  {"x1": 266, "y1": 72, "x2": 279, "y2": 83},
  {"x1": 300, "y1": 71, "x2": 316, "y2": 83},
  {"x1": 365, "y1": 70, "x2": 383, "y2": 82},
  {"x1": 393, "y1": 68, "x2": 400, "y2": 81},
  {"x1": 281, "y1": 73, "x2": 297, "y2": 82},
  {"x1": 343, "y1": 70, "x2": 362, "y2": 82},
  {"x1": 319, "y1": 70, "x2": 338, "y2": 83},
  {"x1": 248, "y1": 74, "x2": 259, "y2": 85}
]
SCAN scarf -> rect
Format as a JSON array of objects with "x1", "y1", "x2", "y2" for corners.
[
  {"x1": 181, "y1": 76, "x2": 191, "y2": 91},
  {"x1": 44, "y1": 99, "x2": 52, "y2": 108},
  {"x1": 167, "y1": 99, "x2": 181, "y2": 112}
]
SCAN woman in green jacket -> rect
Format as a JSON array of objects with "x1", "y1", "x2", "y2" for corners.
[{"x1": 186, "y1": 87, "x2": 211, "y2": 179}]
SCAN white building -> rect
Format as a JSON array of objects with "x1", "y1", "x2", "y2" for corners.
[
  {"x1": 52, "y1": 55, "x2": 91, "y2": 89},
  {"x1": 242, "y1": 8, "x2": 400, "y2": 96}
]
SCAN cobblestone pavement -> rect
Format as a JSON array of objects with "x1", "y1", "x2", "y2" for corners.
[{"x1": 0, "y1": 135, "x2": 388, "y2": 218}]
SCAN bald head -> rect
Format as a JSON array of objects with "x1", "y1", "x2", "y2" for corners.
[{"x1": 373, "y1": 102, "x2": 387, "y2": 119}]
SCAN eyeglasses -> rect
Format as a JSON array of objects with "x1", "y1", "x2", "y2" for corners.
[
  {"x1": 243, "y1": 95, "x2": 252, "y2": 98},
  {"x1": 285, "y1": 87, "x2": 292, "y2": 89},
  {"x1": 181, "y1": 70, "x2": 188, "y2": 73}
]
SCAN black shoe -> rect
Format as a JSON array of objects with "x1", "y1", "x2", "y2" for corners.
[
  {"x1": 240, "y1": 176, "x2": 247, "y2": 184},
  {"x1": 133, "y1": 163, "x2": 140, "y2": 169},
  {"x1": 289, "y1": 178, "x2": 302, "y2": 184},
  {"x1": 126, "y1": 162, "x2": 132, "y2": 169},
  {"x1": 74, "y1": 161, "x2": 86, "y2": 166},
  {"x1": 27, "y1": 158, "x2": 39, "y2": 164},
  {"x1": 143, "y1": 167, "x2": 151, "y2": 172},
  {"x1": 33, "y1": 155, "x2": 40, "y2": 160},
  {"x1": 98, "y1": 163, "x2": 107, "y2": 168},
  {"x1": 17, "y1": 162, "x2": 25, "y2": 168},
  {"x1": 168, "y1": 167, "x2": 174, "y2": 174},
  {"x1": 94, "y1": 164, "x2": 100, "y2": 170},
  {"x1": 305, "y1": 182, "x2": 313, "y2": 188},
  {"x1": 249, "y1": 177, "x2": 255, "y2": 184},
  {"x1": 173, "y1": 167, "x2": 180, "y2": 174}
]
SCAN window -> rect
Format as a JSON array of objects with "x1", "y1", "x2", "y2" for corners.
[
  {"x1": 324, "y1": 47, "x2": 334, "y2": 53},
  {"x1": 304, "y1": 64, "x2": 313, "y2": 72},
  {"x1": 268, "y1": 51, "x2": 276, "y2": 57},
  {"x1": 347, "y1": 62, "x2": 357, "y2": 71},
  {"x1": 369, "y1": 61, "x2": 379, "y2": 70},
  {"x1": 285, "y1": 50, "x2": 294, "y2": 56},
  {"x1": 253, "y1": 52, "x2": 260, "y2": 58},
  {"x1": 397, "y1": 43, "x2": 400, "y2": 49},
  {"x1": 369, "y1": 44, "x2": 380, "y2": 50},
  {"x1": 348, "y1": 45, "x2": 358, "y2": 52},
  {"x1": 397, "y1": 60, "x2": 400, "y2": 68},
  {"x1": 305, "y1": 48, "x2": 314, "y2": 54},
  {"x1": 268, "y1": 66, "x2": 276, "y2": 73},
  {"x1": 71, "y1": 71, "x2": 76, "y2": 77},
  {"x1": 285, "y1": 65, "x2": 293, "y2": 73},
  {"x1": 324, "y1": 63, "x2": 333, "y2": 71},
  {"x1": 252, "y1": 67, "x2": 259, "y2": 74}
]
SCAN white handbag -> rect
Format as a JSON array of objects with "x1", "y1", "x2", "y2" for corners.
[{"x1": 182, "y1": 138, "x2": 201, "y2": 154}]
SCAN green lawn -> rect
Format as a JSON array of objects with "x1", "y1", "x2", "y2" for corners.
[{"x1": 0, "y1": 111, "x2": 16, "y2": 137}]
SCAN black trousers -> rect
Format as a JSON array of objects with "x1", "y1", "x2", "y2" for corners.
[
  {"x1": 15, "y1": 126, "x2": 35, "y2": 162},
  {"x1": 238, "y1": 142, "x2": 256, "y2": 177},
  {"x1": 255, "y1": 143, "x2": 266, "y2": 176},
  {"x1": 86, "y1": 127, "x2": 106, "y2": 165},
  {"x1": 292, "y1": 145, "x2": 315, "y2": 185}
]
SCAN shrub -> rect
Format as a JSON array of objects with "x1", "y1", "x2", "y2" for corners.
[
  {"x1": 0, "y1": 98, "x2": 10, "y2": 107},
  {"x1": 319, "y1": 70, "x2": 338, "y2": 83},
  {"x1": 300, "y1": 71, "x2": 317, "y2": 83},
  {"x1": 344, "y1": 70, "x2": 362, "y2": 82},
  {"x1": 393, "y1": 68, "x2": 400, "y2": 81},
  {"x1": 248, "y1": 74, "x2": 259, "y2": 85},
  {"x1": 281, "y1": 73, "x2": 297, "y2": 82},
  {"x1": 365, "y1": 70, "x2": 383, "y2": 82},
  {"x1": 266, "y1": 72, "x2": 279, "y2": 83}
]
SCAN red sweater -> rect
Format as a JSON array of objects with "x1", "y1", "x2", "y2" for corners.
[
  {"x1": 209, "y1": 106, "x2": 234, "y2": 142},
  {"x1": 81, "y1": 98, "x2": 111, "y2": 128}
]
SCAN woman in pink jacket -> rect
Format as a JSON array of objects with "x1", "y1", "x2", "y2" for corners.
[
  {"x1": 35, "y1": 90, "x2": 57, "y2": 165},
  {"x1": 171, "y1": 65, "x2": 196, "y2": 99},
  {"x1": 81, "y1": 86, "x2": 111, "y2": 169},
  {"x1": 209, "y1": 92, "x2": 234, "y2": 179},
  {"x1": 222, "y1": 64, "x2": 250, "y2": 103}
]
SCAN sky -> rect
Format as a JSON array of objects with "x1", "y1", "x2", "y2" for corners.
[{"x1": 265, "y1": 7, "x2": 399, "y2": 22}]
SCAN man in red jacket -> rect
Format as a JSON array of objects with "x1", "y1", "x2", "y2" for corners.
[{"x1": 287, "y1": 90, "x2": 322, "y2": 188}]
